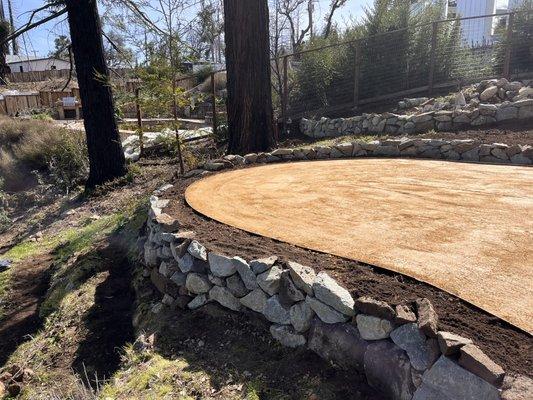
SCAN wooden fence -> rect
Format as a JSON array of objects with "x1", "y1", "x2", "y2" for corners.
[{"x1": 0, "y1": 89, "x2": 80, "y2": 116}]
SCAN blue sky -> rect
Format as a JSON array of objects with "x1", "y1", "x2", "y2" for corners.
[
  {"x1": 11, "y1": 0, "x2": 370, "y2": 56},
  {"x1": 9, "y1": 0, "x2": 510, "y2": 57}
]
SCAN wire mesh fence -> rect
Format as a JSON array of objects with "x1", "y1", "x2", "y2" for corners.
[
  {"x1": 280, "y1": 9, "x2": 533, "y2": 123},
  {"x1": 129, "y1": 9, "x2": 533, "y2": 139}
]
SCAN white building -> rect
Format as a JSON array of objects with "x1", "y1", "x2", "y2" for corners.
[{"x1": 6, "y1": 55, "x2": 71, "y2": 73}]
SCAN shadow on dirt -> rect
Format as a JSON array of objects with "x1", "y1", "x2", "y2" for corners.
[{"x1": 71, "y1": 244, "x2": 135, "y2": 388}]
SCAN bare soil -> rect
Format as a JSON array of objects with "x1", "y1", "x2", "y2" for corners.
[
  {"x1": 0, "y1": 253, "x2": 53, "y2": 366},
  {"x1": 164, "y1": 174, "x2": 533, "y2": 379}
]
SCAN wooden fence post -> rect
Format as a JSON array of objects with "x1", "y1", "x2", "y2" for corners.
[
  {"x1": 135, "y1": 87, "x2": 144, "y2": 157},
  {"x1": 281, "y1": 55, "x2": 289, "y2": 136},
  {"x1": 353, "y1": 40, "x2": 361, "y2": 108},
  {"x1": 503, "y1": 12, "x2": 514, "y2": 80},
  {"x1": 428, "y1": 21, "x2": 439, "y2": 96},
  {"x1": 210, "y1": 72, "x2": 218, "y2": 139}
]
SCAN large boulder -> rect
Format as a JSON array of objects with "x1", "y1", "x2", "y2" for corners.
[
  {"x1": 364, "y1": 341, "x2": 416, "y2": 400},
  {"x1": 307, "y1": 319, "x2": 368, "y2": 371},
  {"x1": 413, "y1": 356, "x2": 500, "y2": 400}
]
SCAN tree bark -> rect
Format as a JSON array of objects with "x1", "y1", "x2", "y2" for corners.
[
  {"x1": 224, "y1": 0, "x2": 275, "y2": 155},
  {"x1": 65, "y1": 0, "x2": 126, "y2": 188}
]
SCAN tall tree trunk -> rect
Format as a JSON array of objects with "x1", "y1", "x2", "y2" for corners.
[
  {"x1": 65, "y1": 0, "x2": 126, "y2": 188},
  {"x1": 224, "y1": 0, "x2": 275, "y2": 155},
  {"x1": 6, "y1": 0, "x2": 16, "y2": 55}
]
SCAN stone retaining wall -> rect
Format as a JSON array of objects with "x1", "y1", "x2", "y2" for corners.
[
  {"x1": 140, "y1": 192, "x2": 511, "y2": 400},
  {"x1": 299, "y1": 98, "x2": 533, "y2": 139},
  {"x1": 195, "y1": 138, "x2": 532, "y2": 174}
]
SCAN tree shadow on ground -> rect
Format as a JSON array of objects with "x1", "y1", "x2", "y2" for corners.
[
  {"x1": 143, "y1": 303, "x2": 384, "y2": 400},
  {"x1": 70, "y1": 244, "x2": 135, "y2": 388}
]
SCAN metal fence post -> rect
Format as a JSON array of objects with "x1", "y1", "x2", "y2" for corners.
[
  {"x1": 503, "y1": 12, "x2": 515, "y2": 80},
  {"x1": 210, "y1": 72, "x2": 218, "y2": 139},
  {"x1": 282, "y1": 55, "x2": 289, "y2": 136},
  {"x1": 353, "y1": 40, "x2": 361, "y2": 108},
  {"x1": 428, "y1": 21, "x2": 438, "y2": 96}
]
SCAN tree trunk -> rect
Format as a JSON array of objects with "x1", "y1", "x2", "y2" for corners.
[
  {"x1": 65, "y1": 0, "x2": 126, "y2": 188},
  {"x1": 224, "y1": 0, "x2": 275, "y2": 155}
]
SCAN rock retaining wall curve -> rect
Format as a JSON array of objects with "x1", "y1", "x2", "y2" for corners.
[
  {"x1": 299, "y1": 98, "x2": 533, "y2": 139},
  {"x1": 140, "y1": 192, "x2": 512, "y2": 400},
  {"x1": 194, "y1": 137, "x2": 532, "y2": 174}
]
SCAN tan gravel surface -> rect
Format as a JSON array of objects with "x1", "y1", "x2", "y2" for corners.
[{"x1": 186, "y1": 159, "x2": 533, "y2": 333}]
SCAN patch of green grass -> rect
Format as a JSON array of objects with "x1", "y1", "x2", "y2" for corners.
[{"x1": 100, "y1": 349, "x2": 208, "y2": 400}]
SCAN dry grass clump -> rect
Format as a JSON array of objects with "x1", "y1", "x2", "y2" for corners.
[{"x1": 0, "y1": 117, "x2": 88, "y2": 191}]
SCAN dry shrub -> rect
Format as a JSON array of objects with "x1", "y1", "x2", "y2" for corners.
[{"x1": 0, "y1": 117, "x2": 88, "y2": 192}]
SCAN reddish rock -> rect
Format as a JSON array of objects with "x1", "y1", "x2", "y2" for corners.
[
  {"x1": 437, "y1": 331, "x2": 472, "y2": 356},
  {"x1": 459, "y1": 344, "x2": 505, "y2": 386},
  {"x1": 354, "y1": 296, "x2": 395, "y2": 320}
]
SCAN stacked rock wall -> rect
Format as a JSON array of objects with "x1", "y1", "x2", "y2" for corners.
[
  {"x1": 141, "y1": 193, "x2": 508, "y2": 400},
  {"x1": 195, "y1": 137, "x2": 532, "y2": 174},
  {"x1": 300, "y1": 99, "x2": 533, "y2": 139}
]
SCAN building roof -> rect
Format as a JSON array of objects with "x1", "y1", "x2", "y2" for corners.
[{"x1": 6, "y1": 55, "x2": 68, "y2": 64}]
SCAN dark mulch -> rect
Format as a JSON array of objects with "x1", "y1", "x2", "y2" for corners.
[{"x1": 163, "y1": 177, "x2": 532, "y2": 379}]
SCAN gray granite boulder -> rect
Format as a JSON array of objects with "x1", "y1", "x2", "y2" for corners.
[
  {"x1": 239, "y1": 288, "x2": 268, "y2": 313},
  {"x1": 307, "y1": 319, "x2": 368, "y2": 371},
  {"x1": 208, "y1": 253, "x2": 237, "y2": 277},
  {"x1": 391, "y1": 323, "x2": 440, "y2": 371},
  {"x1": 287, "y1": 261, "x2": 315, "y2": 295},
  {"x1": 188, "y1": 240, "x2": 207, "y2": 260},
  {"x1": 364, "y1": 341, "x2": 416, "y2": 400},
  {"x1": 185, "y1": 273, "x2": 212, "y2": 294},
  {"x1": 413, "y1": 356, "x2": 500, "y2": 400},
  {"x1": 234, "y1": 256, "x2": 258, "y2": 290},
  {"x1": 226, "y1": 274, "x2": 248, "y2": 298},
  {"x1": 289, "y1": 301, "x2": 314, "y2": 332},
  {"x1": 437, "y1": 331, "x2": 472, "y2": 356},
  {"x1": 313, "y1": 272, "x2": 355, "y2": 316},
  {"x1": 263, "y1": 295, "x2": 291, "y2": 324},
  {"x1": 356, "y1": 314, "x2": 393, "y2": 340},
  {"x1": 257, "y1": 265, "x2": 283, "y2": 295},
  {"x1": 209, "y1": 286, "x2": 241, "y2": 311},
  {"x1": 306, "y1": 296, "x2": 350, "y2": 324},
  {"x1": 250, "y1": 256, "x2": 278, "y2": 274}
]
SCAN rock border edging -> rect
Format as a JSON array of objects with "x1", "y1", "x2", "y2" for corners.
[
  {"x1": 140, "y1": 192, "x2": 511, "y2": 400},
  {"x1": 193, "y1": 137, "x2": 532, "y2": 175}
]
